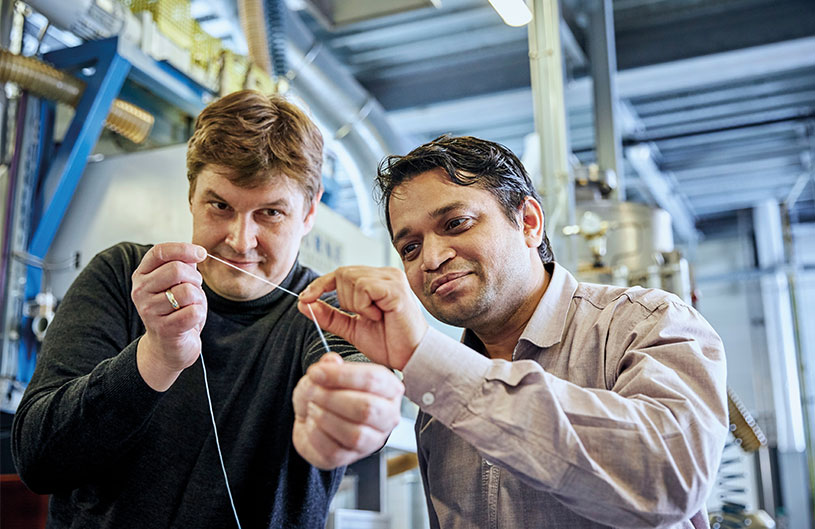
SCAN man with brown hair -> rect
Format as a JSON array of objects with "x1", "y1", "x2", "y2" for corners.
[{"x1": 11, "y1": 90, "x2": 402, "y2": 528}]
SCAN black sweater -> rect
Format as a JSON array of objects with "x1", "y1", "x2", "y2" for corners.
[{"x1": 12, "y1": 242, "x2": 361, "y2": 528}]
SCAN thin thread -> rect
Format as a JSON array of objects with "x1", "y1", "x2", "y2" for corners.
[
  {"x1": 197, "y1": 252, "x2": 333, "y2": 528},
  {"x1": 200, "y1": 352, "x2": 242, "y2": 529},
  {"x1": 205, "y1": 253, "x2": 299, "y2": 297},
  {"x1": 205, "y1": 253, "x2": 331, "y2": 352}
]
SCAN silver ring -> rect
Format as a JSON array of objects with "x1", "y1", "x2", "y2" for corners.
[{"x1": 165, "y1": 290, "x2": 180, "y2": 310}]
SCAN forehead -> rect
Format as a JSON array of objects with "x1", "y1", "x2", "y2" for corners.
[
  {"x1": 194, "y1": 165, "x2": 305, "y2": 204},
  {"x1": 388, "y1": 169, "x2": 499, "y2": 231}
]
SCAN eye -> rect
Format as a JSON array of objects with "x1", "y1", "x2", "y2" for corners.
[
  {"x1": 446, "y1": 217, "x2": 470, "y2": 231},
  {"x1": 210, "y1": 201, "x2": 230, "y2": 211},
  {"x1": 400, "y1": 242, "x2": 420, "y2": 260},
  {"x1": 263, "y1": 209, "x2": 281, "y2": 217}
]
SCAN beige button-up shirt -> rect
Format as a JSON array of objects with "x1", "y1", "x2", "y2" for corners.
[{"x1": 402, "y1": 263, "x2": 728, "y2": 528}]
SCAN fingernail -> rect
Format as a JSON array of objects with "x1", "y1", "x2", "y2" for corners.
[
  {"x1": 308, "y1": 402, "x2": 320, "y2": 417},
  {"x1": 195, "y1": 246, "x2": 206, "y2": 260}
]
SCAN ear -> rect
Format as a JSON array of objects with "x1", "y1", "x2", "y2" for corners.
[
  {"x1": 302, "y1": 188, "x2": 323, "y2": 235},
  {"x1": 519, "y1": 196, "x2": 544, "y2": 249}
]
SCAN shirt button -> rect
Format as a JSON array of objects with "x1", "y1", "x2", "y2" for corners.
[{"x1": 421, "y1": 392, "x2": 435, "y2": 406}]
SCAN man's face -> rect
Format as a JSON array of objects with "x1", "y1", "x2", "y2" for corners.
[
  {"x1": 388, "y1": 168, "x2": 536, "y2": 328},
  {"x1": 190, "y1": 165, "x2": 318, "y2": 301}
]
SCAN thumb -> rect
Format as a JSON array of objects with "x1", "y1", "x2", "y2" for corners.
[
  {"x1": 319, "y1": 352, "x2": 343, "y2": 365},
  {"x1": 298, "y1": 299, "x2": 357, "y2": 343}
]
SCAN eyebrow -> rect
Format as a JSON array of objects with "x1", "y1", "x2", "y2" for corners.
[
  {"x1": 392, "y1": 201, "x2": 469, "y2": 244},
  {"x1": 201, "y1": 189, "x2": 291, "y2": 208}
]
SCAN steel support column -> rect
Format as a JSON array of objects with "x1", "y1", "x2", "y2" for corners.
[
  {"x1": 752, "y1": 199, "x2": 811, "y2": 527},
  {"x1": 588, "y1": 0, "x2": 623, "y2": 200},
  {"x1": 528, "y1": 0, "x2": 575, "y2": 269}
]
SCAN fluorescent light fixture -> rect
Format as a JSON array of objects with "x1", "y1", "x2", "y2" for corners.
[{"x1": 488, "y1": 0, "x2": 532, "y2": 27}]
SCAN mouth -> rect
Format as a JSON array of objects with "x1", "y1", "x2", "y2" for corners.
[
  {"x1": 211, "y1": 254, "x2": 263, "y2": 270},
  {"x1": 429, "y1": 271, "x2": 471, "y2": 295}
]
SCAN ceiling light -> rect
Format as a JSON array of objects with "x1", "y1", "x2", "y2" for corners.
[{"x1": 488, "y1": 0, "x2": 532, "y2": 27}]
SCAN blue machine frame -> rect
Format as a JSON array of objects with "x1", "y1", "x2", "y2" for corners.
[{"x1": 16, "y1": 37, "x2": 211, "y2": 382}]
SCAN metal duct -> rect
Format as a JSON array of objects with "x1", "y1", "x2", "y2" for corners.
[
  {"x1": 264, "y1": 0, "x2": 287, "y2": 78},
  {"x1": 0, "y1": 49, "x2": 154, "y2": 143}
]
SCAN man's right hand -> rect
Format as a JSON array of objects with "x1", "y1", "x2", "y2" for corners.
[
  {"x1": 132, "y1": 243, "x2": 208, "y2": 391},
  {"x1": 297, "y1": 266, "x2": 428, "y2": 371}
]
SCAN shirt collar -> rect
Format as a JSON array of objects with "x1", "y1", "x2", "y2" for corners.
[
  {"x1": 518, "y1": 262, "x2": 579, "y2": 349},
  {"x1": 461, "y1": 261, "x2": 578, "y2": 354}
]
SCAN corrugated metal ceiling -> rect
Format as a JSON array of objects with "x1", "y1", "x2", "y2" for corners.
[{"x1": 294, "y1": 0, "x2": 815, "y2": 236}]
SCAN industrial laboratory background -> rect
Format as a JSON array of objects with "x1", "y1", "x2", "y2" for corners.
[{"x1": 0, "y1": 0, "x2": 813, "y2": 527}]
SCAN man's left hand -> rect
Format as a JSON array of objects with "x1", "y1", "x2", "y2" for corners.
[{"x1": 292, "y1": 353, "x2": 404, "y2": 470}]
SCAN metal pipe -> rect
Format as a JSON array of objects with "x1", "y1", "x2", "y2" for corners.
[
  {"x1": 588, "y1": 0, "x2": 622, "y2": 199},
  {"x1": 528, "y1": 0, "x2": 576, "y2": 269}
]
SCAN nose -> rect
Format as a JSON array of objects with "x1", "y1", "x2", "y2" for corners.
[
  {"x1": 420, "y1": 234, "x2": 454, "y2": 272},
  {"x1": 225, "y1": 214, "x2": 258, "y2": 254}
]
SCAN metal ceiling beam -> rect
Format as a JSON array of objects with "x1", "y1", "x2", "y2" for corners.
[
  {"x1": 387, "y1": 88, "x2": 533, "y2": 133},
  {"x1": 327, "y1": 7, "x2": 498, "y2": 50},
  {"x1": 639, "y1": 90, "x2": 815, "y2": 129},
  {"x1": 653, "y1": 121, "x2": 807, "y2": 151},
  {"x1": 631, "y1": 107, "x2": 814, "y2": 143},
  {"x1": 663, "y1": 142, "x2": 809, "y2": 170},
  {"x1": 613, "y1": 0, "x2": 815, "y2": 70},
  {"x1": 682, "y1": 173, "x2": 801, "y2": 198},
  {"x1": 693, "y1": 190, "x2": 794, "y2": 213},
  {"x1": 672, "y1": 155, "x2": 804, "y2": 181},
  {"x1": 346, "y1": 24, "x2": 525, "y2": 69},
  {"x1": 632, "y1": 73, "x2": 815, "y2": 116},
  {"x1": 566, "y1": 37, "x2": 815, "y2": 106}
]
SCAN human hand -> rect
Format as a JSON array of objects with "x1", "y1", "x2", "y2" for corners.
[
  {"x1": 292, "y1": 353, "x2": 404, "y2": 470},
  {"x1": 297, "y1": 266, "x2": 428, "y2": 371},
  {"x1": 132, "y1": 242, "x2": 208, "y2": 391}
]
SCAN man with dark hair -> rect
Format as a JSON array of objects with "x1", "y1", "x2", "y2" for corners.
[
  {"x1": 299, "y1": 135, "x2": 728, "y2": 528},
  {"x1": 12, "y1": 90, "x2": 403, "y2": 528}
]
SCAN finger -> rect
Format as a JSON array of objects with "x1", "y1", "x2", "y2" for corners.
[
  {"x1": 334, "y1": 272, "x2": 354, "y2": 315},
  {"x1": 317, "y1": 352, "x2": 343, "y2": 365},
  {"x1": 156, "y1": 283, "x2": 206, "y2": 316},
  {"x1": 298, "y1": 414, "x2": 358, "y2": 468},
  {"x1": 308, "y1": 402, "x2": 385, "y2": 453},
  {"x1": 299, "y1": 273, "x2": 337, "y2": 303},
  {"x1": 361, "y1": 277, "x2": 404, "y2": 313},
  {"x1": 310, "y1": 362, "x2": 404, "y2": 399},
  {"x1": 307, "y1": 387, "x2": 401, "y2": 432},
  {"x1": 298, "y1": 299, "x2": 358, "y2": 342},
  {"x1": 141, "y1": 261, "x2": 204, "y2": 293},
  {"x1": 353, "y1": 281, "x2": 383, "y2": 322},
  {"x1": 292, "y1": 376, "x2": 313, "y2": 418},
  {"x1": 158, "y1": 302, "x2": 207, "y2": 329},
  {"x1": 137, "y1": 243, "x2": 207, "y2": 275},
  {"x1": 293, "y1": 354, "x2": 342, "y2": 418}
]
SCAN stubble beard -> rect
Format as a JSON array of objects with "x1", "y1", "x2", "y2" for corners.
[
  {"x1": 425, "y1": 255, "x2": 528, "y2": 331},
  {"x1": 425, "y1": 271, "x2": 499, "y2": 329}
]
